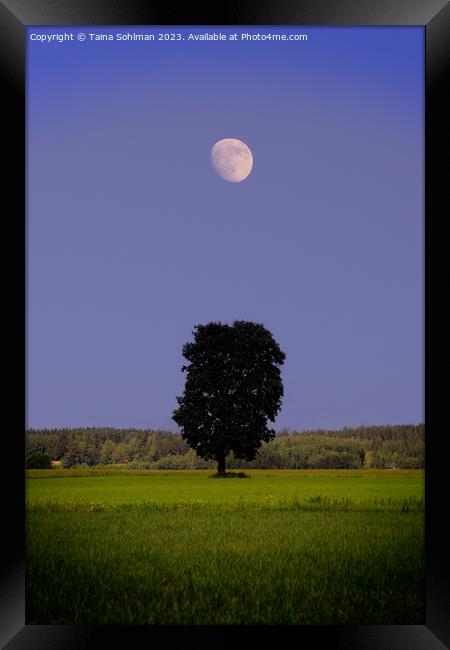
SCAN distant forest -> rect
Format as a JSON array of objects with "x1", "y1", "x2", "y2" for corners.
[{"x1": 26, "y1": 424, "x2": 424, "y2": 470}]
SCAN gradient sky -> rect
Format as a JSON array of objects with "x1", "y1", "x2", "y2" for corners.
[{"x1": 27, "y1": 26, "x2": 424, "y2": 431}]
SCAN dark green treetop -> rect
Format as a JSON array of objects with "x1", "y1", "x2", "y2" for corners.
[{"x1": 172, "y1": 320, "x2": 286, "y2": 474}]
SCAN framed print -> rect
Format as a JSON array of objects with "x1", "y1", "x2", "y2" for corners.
[{"x1": 1, "y1": 0, "x2": 448, "y2": 647}]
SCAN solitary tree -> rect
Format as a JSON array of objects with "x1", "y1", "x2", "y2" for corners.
[{"x1": 172, "y1": 321, "x2": 286, "y2": 474}]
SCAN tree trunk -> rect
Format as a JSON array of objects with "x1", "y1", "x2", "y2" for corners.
[{"x1": 217, "y1": 451, "x2": 226, "y2": 475}]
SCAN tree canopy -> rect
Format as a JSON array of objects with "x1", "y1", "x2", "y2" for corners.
[
  {"x1": 25, "y1": 424, "x2": 425, "y2": 470},
  {"x1": 26, "y1": 450, "x2": 52, "y2": 469},
  {"x1": 172, "y1": 321, "x2": 286, "y2": 474}
]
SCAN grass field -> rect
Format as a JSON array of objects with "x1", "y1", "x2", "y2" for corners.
[{"x1": 26, "y1": 469, "x2": 425, "y2": 625}]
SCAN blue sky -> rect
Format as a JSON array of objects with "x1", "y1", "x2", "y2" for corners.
[{"x1": 27, "y1": 26, "x2": 424, "y2": 430}]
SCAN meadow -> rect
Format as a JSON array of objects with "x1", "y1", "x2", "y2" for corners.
[{"x1": 26, "y1": 469, "x2": 425, "y2": 625}]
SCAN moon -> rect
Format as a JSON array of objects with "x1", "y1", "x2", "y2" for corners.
[{"x1": 211, "y1": 138, "x2": 253, "y2": 183}]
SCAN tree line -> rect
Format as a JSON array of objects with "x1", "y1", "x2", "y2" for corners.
[{"x1": 26, "y1": 423, "x2": 424, "y2": 470}]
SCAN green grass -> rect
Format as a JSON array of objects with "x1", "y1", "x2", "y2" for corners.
[
  {"x1": 26, "y1": 469, "x2": 424, "y2": 624},
  {"x1": 26, "y1": 468, "x2": 424, "y2": 506}
]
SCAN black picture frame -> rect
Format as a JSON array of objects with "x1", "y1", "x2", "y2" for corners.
[{"x1": 2, "y1": 1, "x2": 448, "y2": 647}]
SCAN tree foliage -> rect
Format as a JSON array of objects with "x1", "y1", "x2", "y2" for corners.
[
  {"x1": 26, "y1": 450, "x2": 52, "y2": 469},
  {"x1": 25, "y1": 424, "x2": 424, "y2": 470},
  {"x1": 172, "y1": 321, "x2": 286, "y2": 473}
]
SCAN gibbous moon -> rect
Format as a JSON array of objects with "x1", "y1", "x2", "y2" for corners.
[{"x1": 211, "y1": 138, "x2": 253, "y2": 183}]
